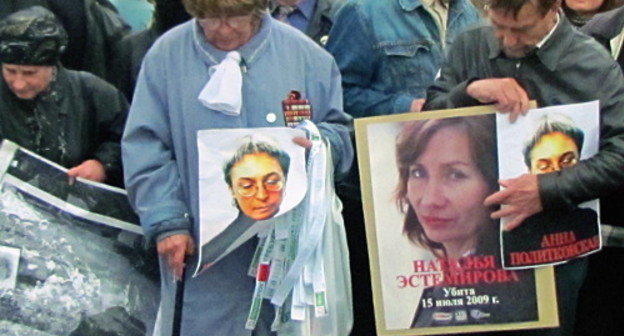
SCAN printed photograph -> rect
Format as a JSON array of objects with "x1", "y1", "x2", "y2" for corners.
[
  {"x1": 0, "y1": 141, "x2": 159, "y2": 336},
  {"x1": 497, "y1": 101, "x2": 601, "y2": 269},
  {"x1": 356, "y1": 106, "x2": 558, "y2": 335},
  {"x1": 195, "y1": 128, "x2": 308, "y2": 273}
]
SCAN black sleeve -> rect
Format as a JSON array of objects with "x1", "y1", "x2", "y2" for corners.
[
  {"x1": 83, "y1": 74, "x2": 129, "y2": 187},
  {"x1": 423, "y1": 31, "x2": 481, "y2": 111}
]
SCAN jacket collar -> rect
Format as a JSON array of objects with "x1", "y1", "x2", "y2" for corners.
[{"x1": 535, "y1": 15, "x2": 573, "y2": 71}]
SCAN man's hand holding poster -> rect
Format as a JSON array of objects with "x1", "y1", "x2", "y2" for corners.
[
  {"x1": 497, "y1": 101, "x2": 601, "y2": 269},
  {"x1": 355, "y1": 105, "x2": 559, "y2": 335}
]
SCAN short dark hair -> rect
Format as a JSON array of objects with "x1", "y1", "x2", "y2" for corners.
[
  {"x1": 487, "y1": 0, "x2": 559, "y2": 18},
  {"x1": 223, "y1": 138, "x2": 290, "y2": 187},
  {"x1": 395, "y1": 115, "x2": 498, "y2": 257},
  {"x1": 523, "y1": 113, "x2": 584, "y2": 168}
]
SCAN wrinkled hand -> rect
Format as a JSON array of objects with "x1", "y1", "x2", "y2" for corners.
[
  {"x1": 467, "y1": 78, "x2": 530, "y2": 122},
  {"x1": 157, "y1": 234, "x2": 195, "y2": 281},
  {"x1": 292, "y1": 136, "x2": 312, "y2": 149},
  {"x1": 484, "y1": 174, "x2": 542, "y2": 231},
  {"x1": 410, "y1": 98, "x2": 426, "y2": 112},
  {"x1": 67, "y1": 159, "x2": 106, "y2": 183}
]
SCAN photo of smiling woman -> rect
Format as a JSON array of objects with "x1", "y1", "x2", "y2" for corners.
[{"x1": 394, "y1": 115, "x2": 538, "y2": 328}]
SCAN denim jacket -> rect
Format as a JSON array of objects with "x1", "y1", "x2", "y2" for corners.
[{"x1": 326, "y1": 0, "x2": 480, "y2": 117}]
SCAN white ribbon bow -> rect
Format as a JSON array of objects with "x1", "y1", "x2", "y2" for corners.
[{"x1": 198, "y1": 51, "x2": 243, "y2": 116}]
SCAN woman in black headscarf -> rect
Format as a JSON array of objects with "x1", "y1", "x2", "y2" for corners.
[{"x1": 0, "y1": 6, "x2": 128, "y2": 186}]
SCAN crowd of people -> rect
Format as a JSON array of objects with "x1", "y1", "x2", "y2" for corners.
[{"x1": 1, "y1": 0, "x2": 624, "y2": 335}]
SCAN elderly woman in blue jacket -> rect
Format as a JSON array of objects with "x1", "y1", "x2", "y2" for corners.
[{"x1": 122, "y1": 0, "x2": 353, "y2": 334}]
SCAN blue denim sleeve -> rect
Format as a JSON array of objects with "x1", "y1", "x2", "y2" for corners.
[{"x1": 326, "y1": 2, "x2": 416, "y2": 118}]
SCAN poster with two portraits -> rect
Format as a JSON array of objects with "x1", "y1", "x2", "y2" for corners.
[{"x1": 355, "y1": 101, "x2": 601, "y2": 335}]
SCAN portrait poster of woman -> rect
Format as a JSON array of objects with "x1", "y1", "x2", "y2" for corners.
[
  {"x1": 195, "y1": 128, "x2": 308, "y2": 275},
  {"x1": 496, "y1": 101, "x2": 601, "y2": 269},
  {"x1": 355, "y1": 106, "x2": 558, "y2": 335}
]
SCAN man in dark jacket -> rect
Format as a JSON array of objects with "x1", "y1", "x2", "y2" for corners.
[
  {"x1": 0, "y1": 6, "x2": 128, "y2": 186},
  {"x1": 424, "y1": 0, "x2": 624, "y2": 335},
  {"x1": 573, "y1": 7, "x2": 624, "y2": 336}
]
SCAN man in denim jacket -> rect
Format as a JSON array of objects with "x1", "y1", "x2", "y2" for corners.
[
  {"x1": 326, "y1": 0, "x2": 481, "y2": 118},
  {"x1": 325, "y1": 0, "x2": 480, "y2": 334}
]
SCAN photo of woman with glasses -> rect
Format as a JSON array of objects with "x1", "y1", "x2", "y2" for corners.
[
  {"x1": 223, "y1": 139, "x2": 289, "y2": 221},
  {"x1": 196, "y1": 131, "x2": 307, "y2": 270}
]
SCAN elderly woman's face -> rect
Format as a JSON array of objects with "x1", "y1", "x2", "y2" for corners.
[
  {"x1": 229, "y1": 152, "x2": 286, "y2": 220},
  {"x1": 198, "y1": 14, "x2": 258, "y2": 51},
  {"x1": 406, "y1": 126, "x2": 491, "y2": 250},
  {"x1": 2, "y1": 64, "x2": 54, "y2": 100}
]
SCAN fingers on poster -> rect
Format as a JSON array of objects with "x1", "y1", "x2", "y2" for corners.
[{"x1": 496, "y1": 101, "x2": 601, "y2": 269}]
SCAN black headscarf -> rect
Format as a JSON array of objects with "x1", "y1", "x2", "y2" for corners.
[{"x1": 0, "y1": 6, "x2": 68, "y2": 66}]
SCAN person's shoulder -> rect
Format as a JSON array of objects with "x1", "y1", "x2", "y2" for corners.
[
  {"x1": 457, "y1": 0, "x2": 483, "y2": 22},
  {"x1": 582, "y1": 6, "x2": 624, "y2": 39},
  {"x1": 330, "y1": 0, "x2": 395, "y2": 21},
  {"x1": 65, "y1": 68, "x2": 106, "y2": 85},
  {"x1": 270, "y1": 19, "x2": 333, "y2": 59},
  {"x1": 66, "y1": 68, "x2": 124, "y2": 96},
  {"x1": 353, "y1": 0, "x2": 396, "y2": 12},
  {"x1": 452, "y1": 22, "x2": 492, "y2": 45},
  {"x1": 322, "y1": 0, "x2": 348, "y2": 17},
  {"x1": 113, "y1": 27, "x2": 159, "y2": 59},
  {"x1": 565, "y1": 23, "x2": 615, "y2": 64},
  {"x1": 118, "y1": 27, "x2": 159, "y2": 49}
]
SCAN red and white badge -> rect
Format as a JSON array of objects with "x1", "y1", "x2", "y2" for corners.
[{"x1": 282, "y1": 90, "x2": 312, "y2": 127}]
